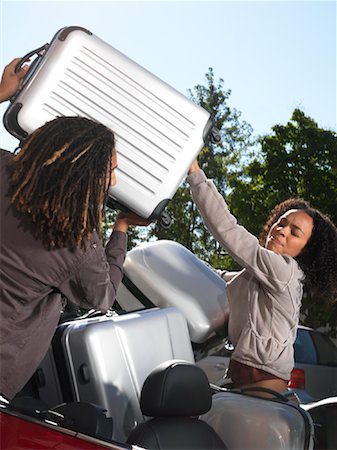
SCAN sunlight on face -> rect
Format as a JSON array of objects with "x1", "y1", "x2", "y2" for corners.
[{"x1": 265, "y1": 209, "x2": 313, "y2": 257}]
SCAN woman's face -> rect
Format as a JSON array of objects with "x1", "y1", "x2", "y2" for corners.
[{"x1": 265, "y1": 209, "x2": 313, "y2": 257}]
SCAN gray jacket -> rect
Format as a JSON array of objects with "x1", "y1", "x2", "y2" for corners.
[
  {"x1": 187, "y1": 170, "x2": 304, "y2": 380},
  {"x1": 0, "y1": 149, "x2": 127, "y2": 399}
]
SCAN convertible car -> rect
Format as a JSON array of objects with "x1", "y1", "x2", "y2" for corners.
[{"x1": 1, "y1": 240, "x2": 336, "y2": 450}]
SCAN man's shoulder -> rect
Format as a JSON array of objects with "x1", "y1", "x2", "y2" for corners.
[
  {"x1": 0, "y1": 148, "x2": 12, "y2": 157},
  {"x1": 0, "y1": 148, "x2": 14, "y2": 166}
]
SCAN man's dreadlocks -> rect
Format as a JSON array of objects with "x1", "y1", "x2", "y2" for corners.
[{"x1": 9, "y1": 116, "x2": 115, "y2": 250}]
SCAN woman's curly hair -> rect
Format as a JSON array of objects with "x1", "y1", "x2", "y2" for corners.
[
  {"x1": 9, "y1": 116, "x2": 115, "y2": 250},
  {"x1": 259, "y1": 198, "x2": 337, "y2": 305}
]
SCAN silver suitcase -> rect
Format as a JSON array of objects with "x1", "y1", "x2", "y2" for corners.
[
  {"x1": 115, "y1": 240, "x2": 228, "y2": 344},
  {"x1": 3, "y1": 26, "x2": 216, "y2": 220},
  {"x1": 55, "y1": 307, "x2": 194, "y2": 442}
]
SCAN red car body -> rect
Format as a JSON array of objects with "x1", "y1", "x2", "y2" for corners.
[{"x1": 0, "y1": 407, "x2": 134, "y2": 450}]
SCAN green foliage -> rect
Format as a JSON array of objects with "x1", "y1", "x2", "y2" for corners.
[
  {"x1": 187, "y1": 68, "x2": 253, "y2": 192},
  {"x1": 228, "y1": 109, "x2": 337, "y2": 235}
]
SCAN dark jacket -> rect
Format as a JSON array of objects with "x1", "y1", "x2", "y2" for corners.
[{"x1": 0, "y1": 149, "x2": 127, "y2": 399}]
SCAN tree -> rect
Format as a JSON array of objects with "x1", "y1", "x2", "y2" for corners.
[
  {"x1": 145, "y1": 68, "x2": 253, "y2": 266},
  {"x1": 228, "y1": 109, "x2": 337, "y2": 233},
  {"x1": 227, "y1": 109, "x2": 337, "y2": 334}
]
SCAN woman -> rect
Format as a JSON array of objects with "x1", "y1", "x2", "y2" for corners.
[
  {"x1": 0, "y1": 58, "x2": 151, "y2": 400},
  {"x1": 187, "y1": 160, "x2": 337, "y2": 395}
]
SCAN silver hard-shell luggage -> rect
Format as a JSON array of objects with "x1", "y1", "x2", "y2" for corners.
[
  {"x1": 3, "y1": 26, "x2": 218, "y2": 220},
  {"x1": 54, "y1": 307, "x2": 194, "y2": 442},
  {"x1": 115, "y1": 240, "x2": 228, "y2": 344}
]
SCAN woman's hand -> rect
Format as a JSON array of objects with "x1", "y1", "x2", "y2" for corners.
[
  {"x1": 0, "y1": 58, "x2": 30, "y2": 103},
  {"x1": 188, "y1": 159, "x2": 200, "y2": 175},
  {"x1": 114, "y1": 211, "x2": 152, "y2": 233}
]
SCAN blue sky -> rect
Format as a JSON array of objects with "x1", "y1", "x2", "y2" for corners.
[{"x1": 0, "y1": 0, "x2": 336, "y2": 151}]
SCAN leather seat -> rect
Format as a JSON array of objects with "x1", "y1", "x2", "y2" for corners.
[{"x1": 127, "y1": 360, "x2": 227, "y2": 450}]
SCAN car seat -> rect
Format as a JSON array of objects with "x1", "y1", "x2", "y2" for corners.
[{"x1": 127, "y1": 360, "x2": 227, "y2": 450}]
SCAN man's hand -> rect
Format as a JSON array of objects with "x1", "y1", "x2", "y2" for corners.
[
  {"x1": 0, "y1": 58, "x2": 30, "y2": 103},
  {"x1": 114, "y1": 211, "x2": 152, "y2": 233}
]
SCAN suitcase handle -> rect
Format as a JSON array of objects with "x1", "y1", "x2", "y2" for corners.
[
  {"x1": 236, "y1": 386, "x2": 290, "y2": 402},
  {"x1": 14, "y1": 43, "x2": 49, "y2": 74}
]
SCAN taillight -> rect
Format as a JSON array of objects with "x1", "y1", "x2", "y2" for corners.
[{"x1": 288, "y1": 368, "x2": 305, "y2": 389}]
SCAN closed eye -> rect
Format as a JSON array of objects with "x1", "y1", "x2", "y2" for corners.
[{"x1": 278, "y1": 218, "x2": 303, "y2": 236}]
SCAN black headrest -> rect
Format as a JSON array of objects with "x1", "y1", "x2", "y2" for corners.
[{"x1": 140, "y1": 360, "x2": 212, "y2": 417}]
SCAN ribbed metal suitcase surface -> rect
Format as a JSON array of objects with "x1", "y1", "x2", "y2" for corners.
[
  {"x1": 4, "y1": 26, "x2": 212, "y2": 219},
  {"x1": 58, "y1": 308, "x2": 194, "y2": 442}
]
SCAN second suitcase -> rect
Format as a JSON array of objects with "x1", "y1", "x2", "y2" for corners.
[
  {"x1": 53, "y1": 307, "x2": 194, "y2": 442},
  {"x1": 3, "y1": 26, "x2": 215, "y2": 220}
]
